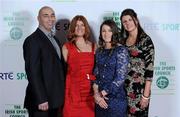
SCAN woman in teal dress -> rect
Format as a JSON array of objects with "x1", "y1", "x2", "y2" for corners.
[
  {"x1": 93, "y1": 20, "x2": 129, "y2": 117},
  {"x1": 120, "y1": 8, "x2": 155, "y2": 117}
]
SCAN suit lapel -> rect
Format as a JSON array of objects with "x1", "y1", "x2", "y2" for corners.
[
  {"x1": 36, "y1": 28, "x2": 61, "y2": 60},
  {"x1": 54, "y1": 36, "x2": 63, "y2": 59}
]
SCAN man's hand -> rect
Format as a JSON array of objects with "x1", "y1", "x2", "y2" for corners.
[{"x1": 38, "y1": 102, "x2": 49, "y2": 111}]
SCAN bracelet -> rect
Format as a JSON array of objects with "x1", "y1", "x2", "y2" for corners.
[{"x1": 142, "y1": 94, "x2": 150, "y2": 100}]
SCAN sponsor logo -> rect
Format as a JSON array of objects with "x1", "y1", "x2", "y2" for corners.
[
  {"x1": 4, "y1": 104, "x2": 28, "y2": 117},
  {"x1": 0, "y1": 72, "x2": 13, "y2": 80},
  {"x1": 143, "y1": 23, "x2": 180, "y2": 31},
  {"x1": 3, "y1": 12, "x2": 30, "y2": 40},
  {"x1": 103, "y1": 11, "x2": 121, "y2": 28},
  {"x1": 10, "y1": 27, "x2": 23, "y2": 40},
  {"x1": 153, "y1": 61, "x2": 176, "y2": 95},
  {"x1": 0, "y1": 72, "x2": 27, "y2": 80},
  {"x1": 156, "y1": 76, "x2": 169, "y2": 89}
]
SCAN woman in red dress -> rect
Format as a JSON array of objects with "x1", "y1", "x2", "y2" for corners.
[{"x1": 62, "y1": 15, "x2": 96, "y2": 117}]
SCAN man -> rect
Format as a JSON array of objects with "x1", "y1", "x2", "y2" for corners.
[{"x1": 23, "y1": 6, "x2": 65, "y2": 117}]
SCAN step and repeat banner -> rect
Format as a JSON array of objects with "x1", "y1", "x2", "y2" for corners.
[{"x1": 0, "y1": 0, "x2": 180, "y2": 117}]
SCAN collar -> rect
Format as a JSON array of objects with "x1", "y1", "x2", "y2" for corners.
[{"x1": 38, "y1": 25, "x2": 55, "y2": 37}]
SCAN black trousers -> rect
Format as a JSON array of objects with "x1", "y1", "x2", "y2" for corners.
[{"x1": 28, "y1": 108, "x2": 61, "y2": 117}]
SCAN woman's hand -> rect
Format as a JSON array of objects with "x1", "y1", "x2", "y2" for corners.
[
  {"x1": 98, "y1": 98, "x2": 108, "y2": 109},
  {"x1": 38, "y1": 101, "x2": 49, "y2": 111},
  {"x1": 140, "y1": 96, "x2": 149, "y2": 109},
  {"x1": 94, "y1": 92, "x2": 108, "y2": 109},
  {"x1": 101, "y1": 90, "x2": 107, "y2": 97}
]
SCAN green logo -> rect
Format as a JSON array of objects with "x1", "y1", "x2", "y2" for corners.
[
  {"x1": 10, "y1": 27, "x2": 23, "y2": 40},
  {"x1": 156, "y1": 76, "x2": 169, "y2": 89}
]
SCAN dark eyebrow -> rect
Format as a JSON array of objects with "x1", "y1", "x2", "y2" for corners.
[
  {"x1": 42, "y1": 13, "x2": 49, "y2": 16},
  {"x1": 42, "y1": 13, "x2": 55, "y2": 16}
]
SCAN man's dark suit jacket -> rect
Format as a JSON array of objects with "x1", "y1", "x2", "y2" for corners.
[{"x1": 23, "y1": 28, "x2": 65, "y2": 110}]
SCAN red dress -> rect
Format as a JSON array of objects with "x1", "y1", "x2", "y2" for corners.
[{"x1": 63, "y1": 42, "x2": 95, "y2": 117}]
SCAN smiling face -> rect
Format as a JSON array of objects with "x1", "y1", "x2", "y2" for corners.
[
  {"x1": 101, "y1": 24, "x2": 113, "y2": 43},
  {"x1": 121, "y1": 15, "x2": 137, "y2": 33},
  {"x1": 38, "y1": 7, "x2": 56, "y2": 32},
  {"x1": 74, "y1": 20, "x2": 85, "y2": 37}
]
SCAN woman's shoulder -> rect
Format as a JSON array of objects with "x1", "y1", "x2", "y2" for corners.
[
  {"x1": 63, "y1": 41, "x2": 71, "y2": 46},
  {"x1": 140, "y1": 33, "x2": 153, "y2": 43},
  {"x1": 140, "y1": 34, "x2": 154, "y2": 49},
  {"x1": 63, "y1": 41, "x2": 73, "y2": 48}
]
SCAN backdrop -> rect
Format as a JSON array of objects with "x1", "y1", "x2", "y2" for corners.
[{"x1": 0, "y1": 0, "x2": 180, "y2": 117}]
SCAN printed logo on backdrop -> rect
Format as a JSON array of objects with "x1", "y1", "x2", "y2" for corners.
[
  {"x1": 103, "y1": 11, "x2": 121, "y2": 28},
  {"x1": 4, "y1": 104, "x2": 28, "y2": 117},
  {"x1": 3, "y1": 12, "x2": 30, "y2": 40},
  {"x1": 10, "y1": 27, "x2": 23, "y2": 40},
  {"x1": 153, "y1": 61, "x2": 176, "y2": 95},
  {"x1": 142, "y1": 22, "x2": 180, "y2": 31},
  {"x1": 0, "y1": 72, "x2": 27, "y2": 80},
  {"x1": 103, "y1": 12, "x2": 180, "y2": 32},
  {"x1": 156, "y1": 76, "x2": 169, "y2": 89}
]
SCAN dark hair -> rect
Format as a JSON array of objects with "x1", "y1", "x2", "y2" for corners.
[
  {"x1": 120, "y1": 8, "x2": 146, "y2": 44},
  {"x1": 99, "y1": 20, "x2": 121, "y2": 48},
  {"x1": 68, "y1": 15, "x2": 91, "y2": 41}
]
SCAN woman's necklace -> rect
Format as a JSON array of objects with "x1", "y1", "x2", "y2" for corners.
[
  {"x1": 74, "y1": 41, "x2": 89, "y2": 52},
  {"x1": 74, "y1": 44, "x2": 82, "y2": 52}
]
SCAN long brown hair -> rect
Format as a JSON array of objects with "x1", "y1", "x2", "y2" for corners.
[
  {"x1": 67, "y1": 15, "x2": 91, "y2": 42},
  {"x1": 99, "y1": 20, "x2": 121, "y2": 49}
]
